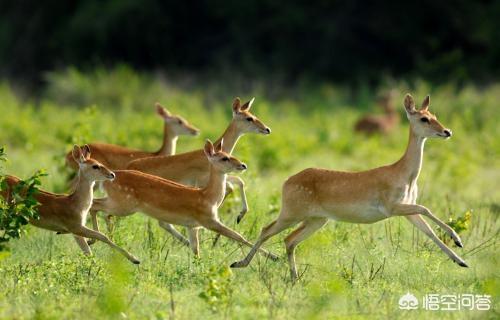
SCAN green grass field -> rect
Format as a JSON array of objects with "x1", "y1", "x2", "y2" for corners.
[{"x1": 0, "y1": 68, "x2": 498, "y2": 319}]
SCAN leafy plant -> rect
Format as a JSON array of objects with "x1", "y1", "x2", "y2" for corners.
[
  {"x1": 439, "y1": 210, "x2": 472, "y2": 245},
  {"x1": 199, "y1": 266, "x2": 234, "y2": 313},
  {"x1": 0, "y1": 147, "x2": 46, "y2": 251}
]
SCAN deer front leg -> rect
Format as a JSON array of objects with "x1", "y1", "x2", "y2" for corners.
[
  {"x1": 74, "y1": 235, "x2": 92, "y2": 255},
  {"x1": 158, "y1": 221, "x2": 190, "y2": 247},
  {"x1": 391, "y1": 204, "x2": 468, "y2": 267},
  {"x1": 72, "y1": 226, "x2": 140, "y2": 264},
  {"x1": 405, "y1": 215, "x2": 468, "y2": 267},
  {"x1": 90, "y1": 197, "x2": 115, "y2": 233},
  {"x1": 87, "y1": 209, "x2": 100, "y2": 245},
  {"x1": 105, "y1": 215, "x2": 115, "y2": 233},
  {"x1": 391, "y1": 203, "x2": 463, "y2": 247},
  {"x1": 188, "y1": 227, "x2": 201, "y2": 257},
  {"x1": 226, "y1": 175, "x2": 248, "y2": 223}
]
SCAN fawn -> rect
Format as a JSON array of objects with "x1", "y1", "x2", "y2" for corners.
[
  {"x1": 89, "y1": 139, "x2": 277, "y2": 260},
  {"x1": 1, "y1": 145, "x2": 139, "y2": 263}
]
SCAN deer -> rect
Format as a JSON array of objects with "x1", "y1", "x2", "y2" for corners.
[
  {"x1": 0, "y1": 145, "x2": 140, "y2": 264},
  {"x1": 109, "y1": 98, "x2": 270, "y2": 246},
  {"x1": 89, "y1": 139, "x2": 278, "y2": 261},
  {"x1": 354, "y1": 90, "x2": 399, "y2": 135},
  {"x1": 231, "y1": 94, "x2": 468, "y2": 282},
  {"x1": 65, "y1": 103, "x2": 200, "y2": 172}
]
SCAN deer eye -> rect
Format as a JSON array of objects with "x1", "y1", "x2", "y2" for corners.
[
  {"x1": 222, "y1": 157, "x2": 229, "y2": 161},
  {"x1": 420, "y1": 117, "x2": 429, "y2": 123},
  {"x1": 178, "y1": 120, "x2": 182, "y2": 124},
  {"x1": 92, "y1": 165, "x2": 99, "y2": 169},
  {"x1": 246, "y1": 117, "x2": 254, "y2": 122}
]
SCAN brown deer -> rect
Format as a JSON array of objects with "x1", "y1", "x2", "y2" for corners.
[
  {"x1": 355, "y1": 90, "x2": 399, "y2": 135},
  {"x1": 1, "y1": 145, "x2": 139, "y2": 263},
  {"x1": 89, "y1": 139, "x2": 277, "y2": 260},
  {"x1": 65, "y1": 103, "x2": 200, "y2": 171},
  {"x1": 231, "y1": 94, "x2": 467, "y2": 281}
]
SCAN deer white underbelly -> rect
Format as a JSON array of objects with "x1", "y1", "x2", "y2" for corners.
[{"x1": 321, "y1": 201, "x2": 389, "y2": 224}]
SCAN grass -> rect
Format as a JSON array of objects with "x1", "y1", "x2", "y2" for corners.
[{"x1": 0, "y1": 67, "x2": 498, "y2": 319}]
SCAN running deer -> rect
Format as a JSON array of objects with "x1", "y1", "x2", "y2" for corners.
[
  {"x1": 231, "y1": 94, "x2": 467, "y2": 281},
  {"x1": 124, "y1": 97, "x2": 270, "y2": 227},
  {"x1": 0, "y1": 145, "x2": 139, "y2": 264},
  {"x1": 65, "y1": 103, "x2": 200, "y2": 171},
  {"x1": 89, "y1": 140, "x2": 277, "y2": 260},
  {"x1": 354, "y1": 90, "x2": 399, "y2": 135}
]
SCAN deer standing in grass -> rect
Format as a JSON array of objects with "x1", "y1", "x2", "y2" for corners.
[
  {"x1": 354, "y1": 90, "x2": 399, "y2": 135},
  {"x1": 117, "y1": 98, "x2": 270, "y2": 245},
  {"x1": 231, "y1": 94, "x2": 467, "y2": 281},
  {"x1": 0, "y1": 145, "x2": 140, "y2": 264},
  {"x1": 90, "y1": 139, "x2": 277, "y2": 260},
  {"x1": 65, "y1": 103, "x2": 200, "y2": 171}
]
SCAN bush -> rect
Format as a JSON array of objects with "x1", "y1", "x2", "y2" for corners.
[{"x1": 0, "y1": 147, "x2": 45, "y2": 251}]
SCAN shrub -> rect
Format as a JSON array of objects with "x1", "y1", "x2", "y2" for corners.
[{"x1": 0, "y1": 147, "x2": 45, "y2": 251}]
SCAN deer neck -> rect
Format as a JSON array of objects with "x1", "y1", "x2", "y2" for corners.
[
  {"x1": 394, "y1": 128, "x2": 426, "y2": 183},
  {"x1": 202, "y1": 166, "x2": 227, "y2": 206},
  {"x1": 69, "y1": 172, "x2": 95, "y2": 210},
  {"x1": 157, "y1": 123, "x2": 178, "y2": 156},
  {"x1": 215, "y1": 121, "x2": 241, "y2": 155}
]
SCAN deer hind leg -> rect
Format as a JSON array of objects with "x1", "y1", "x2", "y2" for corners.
[
  {"x1": 231, "y1": 214, "x2": 298, "y2": 268},
  {"x1": 158, "y1": 221, "x2": 190, "y2": 247},
  {"x1": 284, "y1": 217, "x2": 328, "y2": 282},
  {"x1": 226, "y1": 175, "x2": 248, "y2": 223},
  {"x1": 72, "y1": 226, "x2": 140, "y2": 264},
  {"x1": 74, "y1": 235, "x2": 92, "y2": 255},
  {"x1": 405, "y1": 214, "x2": 468, "y2": 267},
  {"x1": 203, "y1": 219, "x2": 278, "y2": 261}
]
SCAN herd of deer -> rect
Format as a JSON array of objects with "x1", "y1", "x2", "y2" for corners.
[{"x1": 1, "y1": 94, "x2": 468, "y2": 281}]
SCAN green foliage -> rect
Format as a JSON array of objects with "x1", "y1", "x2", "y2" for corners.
[
  {"x1": 439, "y1": 210, "x2": 472, "y2": 244},
  {"x1": 0, "y1": 148, "x2": 46, "y2": 251},
  {"x1": 447, "y1": 210, "x2": 472, "y2": 235},
  {"x1": 199, "y1": 266, "x2": 234, "y2": 313}
]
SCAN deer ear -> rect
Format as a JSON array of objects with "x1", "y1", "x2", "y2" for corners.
[
  {"x1": 203, "y1": 139, "x2": 215, "y2": 157},
  {"x1": 240, "y1": 97, "x2": 255, "y2": 111},
  {"x1": 404, "y1": 94, "x2": 416, "y2": 114},
  {"x1": 72, "y1": 145, "x2": 86, "y2": 164},
  {"x1": 421, "y1": 95, "x2": 430, "y2": 111},
  {"x1": 156, "y1": 103, "x2": 171, "y2": 118},
  {"x1": 215, "y1": 138, "x2": 224, "y2": 152},
  {"x1": 82, "y1": 144, "x2": 91, "y2": 160},
  {"x1": 232, "y1": 97, "x2": 241, "y2": 113}
]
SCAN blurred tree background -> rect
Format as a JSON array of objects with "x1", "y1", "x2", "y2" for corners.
[{"x1": 0, "y1": 0, "x2": 499, "y2": 87}]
